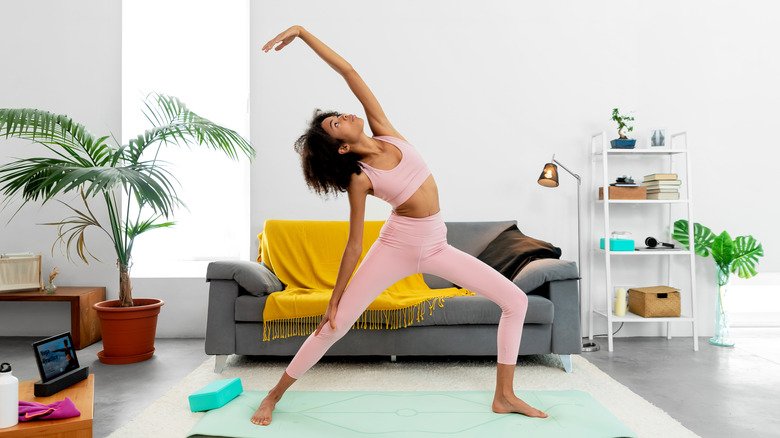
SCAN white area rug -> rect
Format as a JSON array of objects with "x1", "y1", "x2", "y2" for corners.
[{"x1": 108, "y1": 354, "x2": 698, "y2": 438}]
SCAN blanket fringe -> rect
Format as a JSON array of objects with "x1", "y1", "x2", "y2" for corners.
[{"x1": 262, "y1": 296, "x2": 449, "y2": 341}]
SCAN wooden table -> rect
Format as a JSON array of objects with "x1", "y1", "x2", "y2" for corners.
[
  {"x1": 0, "y1": 287, "x2": 105, "y2": 349},
  {"x1": 0, "y1": 374, "x2": 94, "y2": 438}
]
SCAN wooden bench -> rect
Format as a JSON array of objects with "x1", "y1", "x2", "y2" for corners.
[{"x1": 0, "y1": 287, "x2": 105, "y2": 350}]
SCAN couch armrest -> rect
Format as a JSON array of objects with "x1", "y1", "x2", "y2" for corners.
[
  {"x1": 548, "y1": 278, "x2": 582, "y2": 354},
  {"x1": 206, "y1": 260, "x2": 284, "y2": 296},
  {"x1": 205, "y1": 279, "x2": 240, "y2": 355}
]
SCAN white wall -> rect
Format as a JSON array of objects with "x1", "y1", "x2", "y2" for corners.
[
  {"x1": 251, "y1": 0, "x2": 780, "y2": 339},
  {"x1": 0, "y1": 0, "x2": 124, "y2": 336},
  {"x1": 2, "y1": 1, "x2": 777, "y2": 340}
]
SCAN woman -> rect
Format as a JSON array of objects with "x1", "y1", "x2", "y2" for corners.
[{"x1": 252, "y1": 25, "x2": 548, "y2": 426}]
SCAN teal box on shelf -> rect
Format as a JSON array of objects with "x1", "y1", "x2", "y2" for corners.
[
  {"x1": 599, "y1": 238, "x2": 635, "y2": 251},
  {"x1": 188, "y1": 377, "x2": 243, "y2": 412}
]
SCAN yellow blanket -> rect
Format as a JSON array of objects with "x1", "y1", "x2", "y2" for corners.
[{"x1": 258, "y1": 219, "x2": 475, "y2": 341}]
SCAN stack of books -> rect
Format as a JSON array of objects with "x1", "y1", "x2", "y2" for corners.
[{"x1": 642, "y1": 173, "x2": 681, "y2": 200}]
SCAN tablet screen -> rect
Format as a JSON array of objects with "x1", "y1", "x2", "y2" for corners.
[{"x1": 32, "y1": 333, "x2": 80, "y2": 382}]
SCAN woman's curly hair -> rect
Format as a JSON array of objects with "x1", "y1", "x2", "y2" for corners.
[{"x1": 294, "y1": 108, "x2": 364, "y2": 198}]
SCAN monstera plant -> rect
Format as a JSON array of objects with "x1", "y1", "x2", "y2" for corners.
[
  {"x1": 672, "y1": 219, "x2": 764, "y2": 347},
  {"x1": 0, "y1": 94, "x2": 254, "y2": 363}
]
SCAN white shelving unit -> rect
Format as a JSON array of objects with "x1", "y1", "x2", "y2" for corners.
[{"x1": 587, "y1": 132, "x2": 699, "y2": 352}]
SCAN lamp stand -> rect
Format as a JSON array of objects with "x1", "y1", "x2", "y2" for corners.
[{"x1": 551, "y1": 157, "x2": 600, "y2": 353}]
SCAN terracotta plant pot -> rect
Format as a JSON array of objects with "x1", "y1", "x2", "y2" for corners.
[{"x1": 93, "y1": 298, "x2": 164, "y2": 364}]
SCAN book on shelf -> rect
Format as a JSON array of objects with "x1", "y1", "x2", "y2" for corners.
[
  {"x1": 646, "y1": 187, "x2": 679, "y2": 193},
  {"x1": 646, "y1": 192, "x2": 680, "y2": 200},
  {"x1": 610, "y1": 183, "x2": 641, "y2": 187},
  {"x1": 642, "y1": 180, "x2": 682, "y2": 188},
  {"x1": 643, "y1": 173, "x2": 678, "y2": 182}
]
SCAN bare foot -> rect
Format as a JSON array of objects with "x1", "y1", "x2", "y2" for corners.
[
  {"x1": 250, "y1": 393, "x2": 281, "y2": 426},
  {"x1": 492, "y1": 392, "x2": 549, "y2": 418}
]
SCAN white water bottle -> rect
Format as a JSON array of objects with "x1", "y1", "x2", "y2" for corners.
[{"x1": 0, "y1": 363, "x2": 19, "y2": 429}]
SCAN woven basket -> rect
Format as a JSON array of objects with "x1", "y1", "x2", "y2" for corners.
[{"x1": 628, "y1": 286, "x2": 680, "y2": 317}]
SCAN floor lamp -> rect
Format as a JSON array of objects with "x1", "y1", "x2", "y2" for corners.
[{"x1": 537, "y1": 154, "x2": 600, "y2": 352}]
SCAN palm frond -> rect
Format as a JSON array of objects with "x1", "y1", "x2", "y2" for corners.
[
  {"x1": 0, "y1": 108, "x2": 115, "y2": 166},
  {"x1": 0, "y1": 158, "x2": 182, "y2": 217},
  {"x1": 39, "y1": 195, "x2": 108, "y2": 264},
  {"x1": 127, "y1": 216, "x2": 175, "y2": 240},
  {"x1": 125, "y1": 93, "x2": 255, "y2": 164},
  {"x1": 126, "y1": 216, "x2": 175, "y2": 257}
]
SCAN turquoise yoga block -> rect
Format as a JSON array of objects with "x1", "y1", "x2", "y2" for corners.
[
  {"x1": 599, "y1": 238, "x2": 635, "y2": 251},
  {"x1": 188, "y1": 378, "x2": 244, "y2": 412}
]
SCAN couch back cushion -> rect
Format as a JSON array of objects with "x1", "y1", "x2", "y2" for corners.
[
  {"x1": 260, "y1": 219, "x2": 431, "y2": 292},
  {"x1": 422, "y1": 220, "x2": 516, "y2": 288},
  {"x1": 258, "y1": 219, "x2": 517, "y2": 290}
]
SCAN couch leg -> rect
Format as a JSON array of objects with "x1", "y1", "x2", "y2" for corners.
[
  {"x1": 390, "y1": 355, "x2": 397, "y2": 363},
  {"x1": 559, "y1": 354, "x2": 573, "y2": 373},
  {"x1": 215, "y1": 354, "x2": 229, "y2": 373}
]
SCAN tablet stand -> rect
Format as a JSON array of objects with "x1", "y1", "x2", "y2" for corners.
[{"x1": 34, "y1": 366, "x2": 89, "y2": 397}]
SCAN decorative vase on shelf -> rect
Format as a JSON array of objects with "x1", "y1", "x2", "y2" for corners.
[
  {"x1": 709, "y1": 266, "x2": 734, "y2": 347},
  {"x1": 44, "y1": 282, "x2": 57, "y2": 295}
]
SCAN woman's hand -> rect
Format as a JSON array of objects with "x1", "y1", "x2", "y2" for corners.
[
  {"x1": 262, "y1": 25, "x2": 303, "y2": 53},
  {"x1": 314, "y1": 302, "x2": 338, "y2": 336}
]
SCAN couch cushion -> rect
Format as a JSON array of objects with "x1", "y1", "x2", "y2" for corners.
[
  {"x1": 423, "y1": 220, "x2": 516, "y2": 289},
  {"x1": 235, "y1": 294, "x2": 553, "y2": 325},
  {"x1": 513, "y1": 258, "x2": 580, "y2": 293},
  {"x1": 476, "y1": 224, "x2": 562, "y2": 283},
  {"x1": 207, "y1": 260, "x2": 284, "y2": 296}
]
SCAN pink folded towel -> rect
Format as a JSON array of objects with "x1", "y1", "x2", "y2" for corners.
[{"x1": 18, "y1": 397, "x2": 81, "y2": 422}]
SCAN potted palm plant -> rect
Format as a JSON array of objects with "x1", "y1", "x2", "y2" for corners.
[
  {"x1": 0, "y1": 94, "x2": 254, "y2": 364},
  {"x1": 672, "y1": 219, "x2": 764, "y2": 347}
]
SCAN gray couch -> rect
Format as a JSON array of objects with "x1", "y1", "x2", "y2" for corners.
[{"x1": 205, "y1": 220, "x2": 581, "y2": 374}]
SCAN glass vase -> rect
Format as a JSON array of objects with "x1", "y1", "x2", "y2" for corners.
[
  {"x1": 44, "y1": 282, "x2": 57, "y2": 295},
  {"x1": 708, "y1": 266, "x2": 734, "y2": 347}
]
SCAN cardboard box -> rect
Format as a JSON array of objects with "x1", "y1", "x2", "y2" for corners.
[
  {"x1": 628, "y1": 286, "x2": 681, "y2": 317},
  {"x1": 598, "y1": 186, "x2": 647, "y2": 200}
]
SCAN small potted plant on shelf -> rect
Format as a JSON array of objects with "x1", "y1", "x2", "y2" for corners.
[
  {"x1": 0, "y1": 94, "x2": 255, "y2": 364},
  {"x1": 672, "y1": 219, "x2": 764, "y2": 347},
  {"x1": 610, "y1": 107, "x2": 636, "y2": 149}
]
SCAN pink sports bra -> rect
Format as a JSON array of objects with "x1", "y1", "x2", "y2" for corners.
[{"x1": 357, "y1": 135, "x2": 432, "y2": 209}]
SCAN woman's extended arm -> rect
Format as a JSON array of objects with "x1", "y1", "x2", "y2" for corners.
[
  {"x1": 262, "y1": 25, "x2": 403, "y2": 139},
  {"x1": 312, "y1": 174, "x2": 370, "y2": 335}
]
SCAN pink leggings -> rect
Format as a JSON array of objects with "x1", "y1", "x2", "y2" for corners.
[{"x1": 285, "y1": 210, "x2": 529, "y2": 379}]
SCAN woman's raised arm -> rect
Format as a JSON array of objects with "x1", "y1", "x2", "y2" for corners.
[{"x1": 262, "y1": 25, "x2": 403, "y2": 139}]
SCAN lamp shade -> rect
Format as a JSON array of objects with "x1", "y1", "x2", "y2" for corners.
[{"x1": 537, "y1": 163, "x2": 559, "y2": 187}]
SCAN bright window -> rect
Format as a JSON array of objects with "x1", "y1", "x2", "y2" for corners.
[
  {"x1": 728, "y1": 272, "x2": 780, "y2": 327},
  {"x1": 122, "y1": 0, "x2": 250, "y2": 277}
]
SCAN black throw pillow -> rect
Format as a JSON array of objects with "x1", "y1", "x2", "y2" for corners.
[{"x1": 476, "y1": 224, "x2": 562, "y2": 281}]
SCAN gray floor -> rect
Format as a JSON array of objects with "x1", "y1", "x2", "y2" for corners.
[{"x1": 1, "y1": 328, "x2": 778, "y2": 438}]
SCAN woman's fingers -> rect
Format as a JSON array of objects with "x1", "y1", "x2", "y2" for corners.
[
  {"x1": 314, "y1": 319, "x2": 325, "y2": 336},
  {"x1": 330, "y1": 308, "x2": 337, "y2": 329},
  {"x1": 262, "y1": 39, "x2": 281, "y2": 52},
  {"x1": 262, "y1": 25, "x2": 302, "y2": 53}
]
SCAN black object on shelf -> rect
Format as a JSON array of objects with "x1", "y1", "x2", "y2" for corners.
[
  {"x1": 610, "y1": 175, "x2": 639, "y2": 187},
  {"x1": 34, "y1": 366, "x2": 89, "y2": 397},
  {"x1": 645, "y1": 237, "x2": 676, "y2": 249}
]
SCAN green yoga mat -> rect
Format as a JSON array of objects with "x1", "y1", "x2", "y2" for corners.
[{"x1": 187, "y1": 390, "x2": 636, "y2": 438}]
